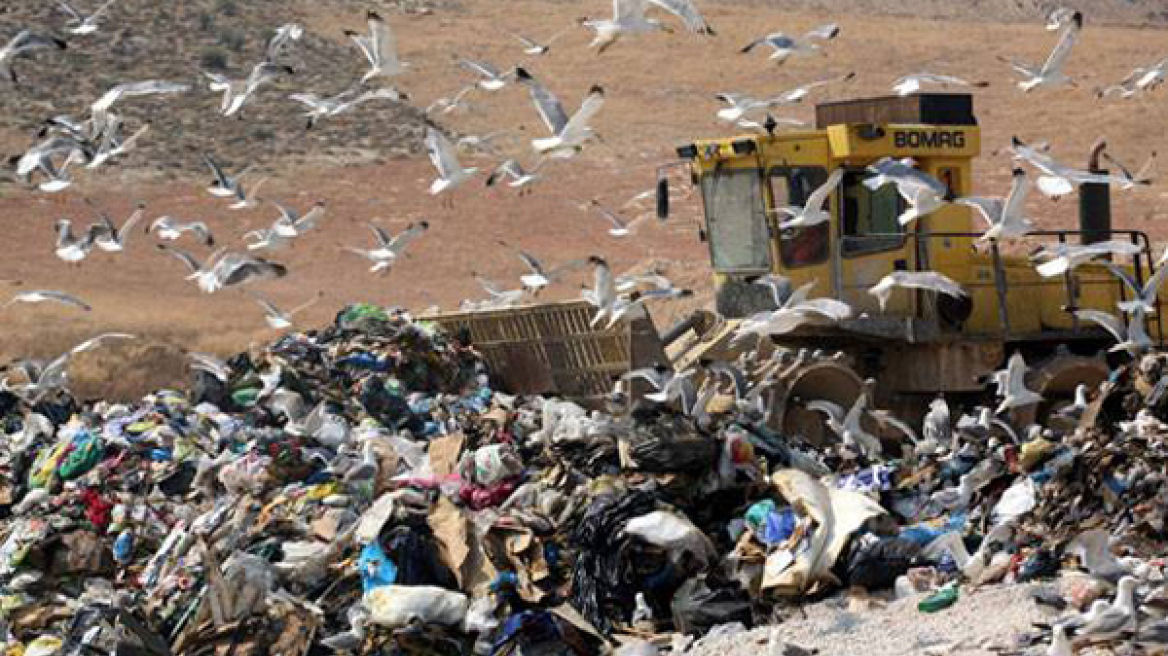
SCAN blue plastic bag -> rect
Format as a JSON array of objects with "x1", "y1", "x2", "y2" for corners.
[{"x1": 358, "y1": 541, "x2": 398, "y2": 592}]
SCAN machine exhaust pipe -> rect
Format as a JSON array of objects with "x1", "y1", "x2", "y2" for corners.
[{"x1": 1079, "y1": 139, "x2": 1111, "y2": 245}]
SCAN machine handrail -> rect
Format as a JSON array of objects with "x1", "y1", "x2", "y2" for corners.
[{"x1": 833, "y1": 228, "x2": 1162, "y2": 341}]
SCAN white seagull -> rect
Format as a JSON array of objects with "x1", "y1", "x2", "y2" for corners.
[
  {"x1": 486, "y1": 160, "x2": 544, "y2": 194},
  {"x1": 54, "y1": 220, "x2": 101, "y2": 263},
  {"x1": 992, "y1": 352, "x2": 1043, "y2": 415},
  {"x1": 716, "y1": 73, "x2": 854, "y2": 123},
  {"x1": 582, "y1": 0, "x2": 714, "y2": 54},
  {"x1": 5, "y1": 290, "x2": 91, "y2": 312},
  {"x1": 958, "y1": 168, "x2": 1033, "y2": 244},
  {"x1": 56, "y1": 0, "x2": 117, "y2": 35},
  {"x1": 204, "y1": 154, "x2": 252, "y2": 198},
  {"x1": 1030, "y1": 240, "x2": 1142, "y2": 278},
  {"x1": 864, "y1": 157, "x2": 953, "y2": 225},
  {"x1": 91, "y1": 201, "x2": 146, "y2": 252},
  {"x1": 775, "y1": 167, "x2": 844, "y2": 230},
  {"x1": 868, "y1": 271, "x2": 967, "y2": 311},
  {"x1": 1102, "y1": 250, "x2": 1168, "y2": 315},
  {"x1": 740, "y1": 24, "x2": 840, "y2": 64},
  {"x1": 343, "y1": 221, "x2": 429, "y2": 274},
  {"x1": 0, "y1": 30, "x2": 67, "y2": 85},
  {"x1": 245, "y1": 291, "x2": 322, "y2": 330},
  {"x1": 1075, "y1": 308, "x2": 1153, "y2": 356},
  {"x1": 204, "y1": 62, "x2": 293, "y2": 117},
  {"x1": 290, "y1": 86, "x2": 405, "y2": 128},
  {"x1": 425, "y1": 127, "x2": 477, "y2": 198},
  {"x1": 265, "y1": 23, "x2": 303, "y2": 62},
  {"x1": 271, "y1": 200, "x2": 325, "y2": 238},
  {"x1": 1002, "y1": 11, "x2": 1082, "y2": 91},
  {"x1": 1098, "y1": 56, "x2": 1168, "y2": 98},
  {"x1": 344, "y1": 11, "x2": 405, "y2": 82},
  {"x1": 892, "y1": 73, "x2": 988, "y2": 96},
  {"x1": 149, "y1": 217, "x2": 214, "y2": 246},
  {"x1": 510, "y1": 28, "x2": 571, "y2": 56},
  {"x1": 1009, "y1": 137, "x2": 1148, "y2": 198},
  {"x1": 157, "y1": 246, "x2": 287, "y2": 293},
  {"x1": 516, "y1": 68, "x2": 605, "y2": 158},
  {"x1": 459, "y1": 59, "x2": 513, "y2": 91},
  {"x1": 586, "y1": 199, "x2": 649, "y2": 237}
]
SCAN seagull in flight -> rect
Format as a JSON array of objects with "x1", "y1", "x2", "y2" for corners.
[
  {"x1": 425, "y1": 127, "x2": 477, "y2": 201},
  {"x1": 1046, "y1": 7, "x2": 1078, "y2": 31},
  {"x1": 89, "y1": 80, "x2": 189, "y2": 131},
  {"x1": 264, "y1": 23, "x2": 303, "y2": 62},
  {"x1": 343, "y1": 221, "x2": 429, "y2": 273},
  {"x1": 290, "y1": 86, "x2": 405, "y2": 128},
  {"x1": 5, "y1": 290, "x2": 91, "y2": 312},
  {"x1": 86, "y1": 116, "x2": 150, "y2": 169},
  {"x1": 957, "y1": 168, "x2": 1033, "y2": 244},
  {"x1": 459, "y1": 59, "x2": 513, "y2": 91},
  {"x1": 992, "y1": 352, "x2": 1043, "y2": 415},
  {"x1": 89, "y1": 200, "x2": 146, "y2": 252},
  {"x1": 516, "y1": 68, "x2": 605, "y2": 159},
  {"x1": 1009, "y1": 137, "x2": 1148, "y2": 198},
  {"x1": 245, "y1": 291, "x2": 322, "y2": 330},
  {"x1": 585, "y1": 199, "x2": 650, "y2": 237},
  {"x1": 1097, "y1": 56, "x2": 1168, "y2": 98},
  {"x1": 1076, "y1": 308, "x2": 1154, "y2": 356},
  {"x1": 15, "y1": 137, "x2": 86, "y2": 192},
  {"x1": 775, "y1": 167, "x2": 844, "y2": 230},
  {"x1": 497, "y1": 241, "x2": 584, "y2": 293},
  {"x1": 157, "y1": 246, "x2": 286, "y2": 293},
  {"x1": 204, "y1": 62, "x2": 293, "y2": 117},
  {"x1": 344, "y1": 11, "x2": 406, "y2": 82},
  {"x1": 1002, "y1": 10, "x2": 1082, "y2": 91},
  {"x1": 204, "y1": 154, "x2": 252, "y2": 199},
  {"x1": 0, "y1": 30, "x2": 67, "y2": 86},
  {"x1": 56, "y1": 0, "x2": 117, "y2": 35},
  {"x1": 54, "y1": 220, "x2": 101, "y2": 263},
  {"x1": 471, "y1": 274, "x2": 525, "y2": 309},
  {"x1": 582, "y1": 0, "x2": 714, "y2": 54},
  {"x1": 740, "y1": 24, "x2": 840, "y2": 65},
  {"x1": 868, "y1": 271, "x2": 967, "y2": 311},
  {"x1": 510, "y1": 28, "x2": 571, "y2": 56},
  {"x1": 1030, "y1": 240, "x2": 1142, "y2": 278},
  {"x1": 892, "y1": 73, "x2": 988, "y2": 96},
  {"x1": 1102, "y1": 248, "x2": 1168, "y2": 315},
  {"x1": 271, "y1": 200, "x2": 325, "y2": 238},
  {"x1": 716, "y1": 73, "x2": 853, "y2": 123},
  {"x1": 149, "y1": 217, "x2": 214, "y2": 246},
  {"x1": 864, "y1": 157, "x2": 953, "y2": 225},
  {"x1": 486, "y1": 159, "x2": 544, "y2": 194}
]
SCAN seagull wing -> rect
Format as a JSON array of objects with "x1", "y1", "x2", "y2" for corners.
[
  {"x1": 804, "y1": 167, "x2": 844, "y2": 212},
  {"x1": 590, "y1": 201, "x2": 628, "y2": 231},
  {"x1": 459, "y1": 58, "x2": 501, "y2": 79},
  {"x1": 804, "y1": 23, "x2": 840, "y2": 40},
  {"x1": 1102, "y1": 261, "x2": 1142, "y2": 296},
  {"x1": 516, "y1": 68, "x2": 569, "y2": 136},
  {"x1": 1039, "y1": 12, "x2": 1082, "y2": 76},
  {"x1": 956, "y1": 197, "x2": 1004, "y2": 227},
  {"x1": 646, "y1": 0, "x2": 713, "y2": 33},
  {"x1": 367, "y1": 224, "x2": 393, "y2": 248},
  {"x1": 1075, "y1": 309, "x2": 1128, "y2": 342},
  {"x1": 806, "y1": 399, "x2": 845, "y2": 424},
  {"x1": 157, "y1": 244, "x2": 203, "y2": 274},
  {"x1": 425, "y1": 127, "x2": 462, "y2": 180},
  {"x1": 558, "y1": 85, "x2": 605, "y2": 142},
  {"x1": 56, "y1": 1, "x2": 83, "y2": 21},
  {"x1": 70, "y1": 332, "x2": 134, "y2": 354},
  {"x1": 368, "y1": 11, "x2": 402, "y2": 73},
  {"x1": 387, "y1": 221, "x2": 429, "y2": 253}
]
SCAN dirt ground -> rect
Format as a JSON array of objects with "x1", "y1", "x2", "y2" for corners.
[{"x1": 2, "y1": 0, "x2": 1167, "y2": 398}]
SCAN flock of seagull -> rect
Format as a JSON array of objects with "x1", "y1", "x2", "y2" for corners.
[{"x1": 0, "y1": 1, "x2": 1165, "y2": 395}]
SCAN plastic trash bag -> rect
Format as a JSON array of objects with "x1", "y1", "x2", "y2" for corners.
[
  {"x1": 991, "y1": 476, "x2": 1037, "y2": 526},
  {"x1": 358, "y1": 541, "x2": 398, "y2": 592},
  {"x1": 624, "y1": 510, "x2": 716, "y2": 568},
  {"x1": 366, "y1": 585, "x2": 469, "y2": 628},
  {"x1": 840, "y1": 537, "x2": 922, "y2": 590},
  {"x1": 670, "y1": 574, "x2": 753, "y2": 636}
]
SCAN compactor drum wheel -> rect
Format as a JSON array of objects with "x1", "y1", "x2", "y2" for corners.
[
  {"x1": 766, "y1": 352, "x2": 865, "y2": 446},
  {"x1": 1022, "y1": 349, "x2": 1110, "y2": 424}
]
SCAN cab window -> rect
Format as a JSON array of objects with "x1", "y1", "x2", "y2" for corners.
[
  {"x1": 772, "y1": 167, "x2": 829, "y2": 268},
  {"x1": 701, "y1": 167, "x2": 770, "y2": 272},
  {"x1": 842, "y1": 170, "x2": 906, "y2": 257}
]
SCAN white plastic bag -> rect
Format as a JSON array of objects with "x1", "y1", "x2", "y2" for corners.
[
  {"x1": 366, "y1": 585, "x2": 469, "y2": 628},
  {"x1": 625, "y1": 510, "x2": 716, "y2": 568}
]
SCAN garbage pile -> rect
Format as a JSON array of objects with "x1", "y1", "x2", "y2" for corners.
[{"x1": 0, "y1": 303, "x2": 1166, "y2": 655}]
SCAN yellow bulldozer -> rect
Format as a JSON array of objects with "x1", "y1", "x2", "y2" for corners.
[{"x1": 427, "y1": 93, "x2": 1164, "y2": 438}]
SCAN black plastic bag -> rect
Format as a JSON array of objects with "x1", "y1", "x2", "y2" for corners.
[
  {"x1": 840, "y1": 537, "x2": 922, "y2": 590},
  {"x1": 670, "y1": 574, "x2": 753, "y2": 636}
]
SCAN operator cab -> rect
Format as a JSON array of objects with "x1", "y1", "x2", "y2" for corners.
[{"x1": 672, "y1": 94, "x2": 980, "y2": 326}]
